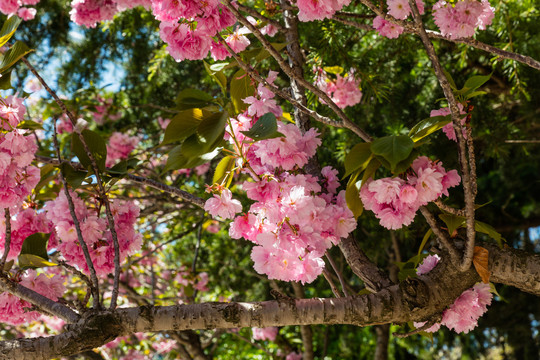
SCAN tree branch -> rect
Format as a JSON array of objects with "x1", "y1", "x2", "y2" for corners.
[{"x1": 407, "y1": 0, "x2": 476, "y2": 272}]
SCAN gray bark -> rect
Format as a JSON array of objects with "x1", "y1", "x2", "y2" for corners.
[{"x1": 1, "y1": 242, "x2": 537, "y2": 359}]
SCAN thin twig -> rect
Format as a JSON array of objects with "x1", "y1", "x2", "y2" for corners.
[
  {"x1": 0, "y1": 209, "x2": 11, "y2": 271},
  {"x1": 339, "y1": 5, "x2": 540, "y2": 71},
  {"x1": 434, "y1": 199, "x2": 466, "y2": 217},
  {"x1": 128, "y1": 221, "x2": 202, "y2": 267},
  {"x1": 325, "y1": 253, "x2": 350, "y2": 297},
  {"x1": 222, "y1": 0, "x2": 372, "y2": 142},
  {"x1": 34, "y1": 155, "x2": 206, "y2": 208},
  {"x1": 419, "y1": 207, "x2": 460, "y2": 261},
  {"x1": 392, "y1": 314, "x2": 441, "y2": 338},
  {"x1": 22, "y1": 56, "x2": 122, "y2": 308},
  {"x1": 217, "y1": 36, "x2": 360, "y2": 135},
  {"x1": 407, "y1": 0, "x2": 476, "y2": 272},
  {"x1": 192, "y1": 220, "x2": 204, "y2": 273},
  {"x1": 0, "y1": 273, "x2": 80, "y2": 323},
  {"x1": 322, "y1": 268, "x2": 342, "y2": 297},
  {"x1": 53, "y1": 120, "x2": 101, "y2": 309},
  {"x1": 236, "y1": 3, "x2": 284, "y2": 31}
]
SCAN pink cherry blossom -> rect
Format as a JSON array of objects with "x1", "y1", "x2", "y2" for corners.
[
  {"x1": 373, "y1": 16, "x2": 404, "y2": 39},
  {"x1": 430, "y1": 104, "x2": 467, "y2": 142},
  {"x1": 106, "y1": 132, "x2": 139, "y2": 167},
  {"x1": 433, "y1": 0, "x2": 495, "y2": 40},
  {"x1": 252, "y1": 327, "x2": 278, "y2": 341},
  {"x1": 204, "y1": 188, "x2": 242, "y2": 220},
  {"x1": 70, "y1": 0, "x2": 118, "y2": 28}
]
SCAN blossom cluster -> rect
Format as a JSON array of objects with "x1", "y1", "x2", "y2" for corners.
[
  {"x1": 0, "y1": 269, "x2": 66, "y2": 326},
  {"x1": 0, "y1": 209, "x2": 58, "y2": 261},
  {"x1": 0, "y1": 0, "x2": 39, "y2": 20},
  {"x1": 433, "y1": 0, "x2": 495, "y2": 40},
  {"x1": 414, "y1": 255, "x2": 493, "y2": 333},
  {"x1": 205, "y1": 94, "x2": 356, "y2": 283},
  {"x1": 296, "y1": 0, "x2": 352, "y2": 22},
  {"x1": 374, "y1": 0, "x2": 494, "y2": 40},
  {"x1": 360, "y1": 156, "x2": 461, "y2": 230},
  {"x1": 314, "y1": 67, "x2": 363, "y2": 109},
  {"x1": 106, "y1": 131, "x2": 139, "y2": 167},
  {"x1": 44, "y1": 190, "x2": 142, "y2": 275},
  {"x1": 0, "y1": 96, "x2": 40, "y2": 210}
]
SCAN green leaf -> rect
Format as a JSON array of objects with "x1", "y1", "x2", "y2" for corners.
[
  {"x1": 204, "y1": 61, "x2": 227, "y2": 95},
  {"x1": 17, "y1": 120, "x2": 43, "y2": 131},
  {"x1": 465, "y1": 91, "x2": 487, "y2": 99},
  {"x1": 175, "y1": 88, "x2": 214, "y2": 110},
  {"x1": 0, "y1": 41, "x2": 34, "y2": 73},
  {"x1": 0, "y1": 16, "x2": 22, "y2": 48},
  {"x1": 361, "y1": 158, "x2": 381, "y2": 186},
  {"x1": 409, "y1": 115, "x2": 451, "y2": 142},
  {"x1": 162, "y1": 108, "x2": 205, "y2": 145},
  {"x1": 230, "y1": 69, "x2": 254, "y2": 114},
  {"x1": 345, "y1": 171, "x2": 363, "y2": 219},
  {"x1": 443, "y1": 69, "x2": 457, "y2": 90},
  {"x1": 371, "y1": 135, "x2": 414, "y2": 172},
  {"x1": 254, "y1": 43, "x2": 287, "y2": 62},
  {"x1": 20, "y1": 233, "x2": 50, "y2": 260},
  {"x1": 462, "y1": 74, "x2": 491, "y2": 93},
  {"x1": 0, "y1": 70, "x2": 12, "y2": 90},
  {"x1": 344, "y1": 142, "x2": 372, "y2": 178},
  {"x1": 2, "y1": 259, "x2": 13, "y2": 272},
  {"x1": 164, "y1": 144, "x2": 222, "y2": 172},
  {"x1": 391, "y1": 149, "x2": 418, "y2": 175},
  {"x1": 18, "y1": 254, "x2": 57, "y2": 268},
  {"x1": 439, "y1": 213, "x2": 465, "y2": 236},
  {"x1": 240, "y1": 113, "x2": 284, "y2": 141},
  {"x1": 475, "y1": 220, "x2": 504, "y2": 247},
  {"x1": 59, "y1": 162, "x2": 88, "y2": 189},
  {"x1": 398, "y1": 262, "x2": 417, "y2": 281},
  {"x1": 323, "y1": 66, "x2": 344, "y2": 75},
  {"x1": 417, "y1": 229, "x2": 433, "y2": 257},
  {"x1": 71, "y1": 129, "x2": 108, "y2": 172},
  {"x1": 196, "y1": 111, "x2": 228, "y2": 149},
  {"x1": 212, "y1": 156, "x2": 236, "y2": 186}
]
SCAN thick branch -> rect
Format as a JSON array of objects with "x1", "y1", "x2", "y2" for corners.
[
  {"x1": 338, "y1": 236, "x2": 392, "y2": 292},
  {"x1": 0, "y1": 274, "x2": 79, "y2": 324},
  {"x1": 1, "y1": 242, "x2": 539, "y2": 359}
]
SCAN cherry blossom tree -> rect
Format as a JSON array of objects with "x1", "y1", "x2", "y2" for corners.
[{"x1": 0, "y1": 0, "x2": 539, "y2": 359}]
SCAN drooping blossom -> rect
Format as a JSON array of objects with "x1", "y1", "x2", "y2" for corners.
[
  {"x1": 225, "y1": 115, "x2": 354, "y2": 283},
  {"x1": 0, "y1": 95, "x2": 26, "y2": 130},
  {"x1": 0, "y1": 130, "x2": 40, "y2": 210},
  {"x1": 44, "y1": 191, "x2": 142, "y2": 275},
  {"x1": 0, "y1": 209, "x2": 57, "y2": 261},
  {"x1": 70, "y1": 0, "x2": 118, "y2": 28},
  {"x1": 204, "y1": 188, "x2": 242, "y2": 220},
  {"x1": 414, "y1": 256, "x2": 493, "y2": 334},
  {"x1": 296, "y1": 0, "x2": 352, "y2": 22},
  {"x1": 0, "y1": 270, "x2": 66, "y2": 326},
  {"x1": 387, "y1": 0, "x2": 424, "y2": 20},
  {"x1": 416, "y1": 254, "x2": 440, "y2": 275},
  {"x1": 360, "y1": 156, "x2": 460, "y2": 229},
  {"x1": 433, "y1": 0, "x2": 495, "y2": 39},
  {"x1": 17, "y1": 7, "x2": 37, "y2": 20}
]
